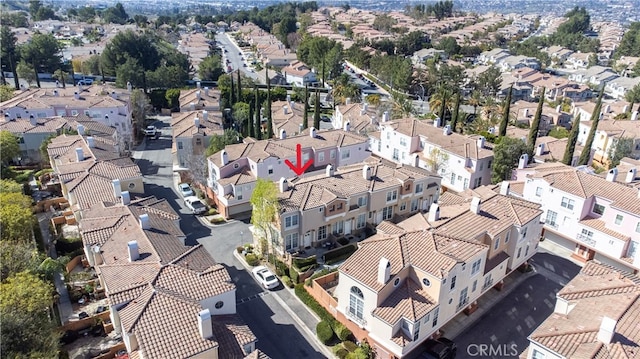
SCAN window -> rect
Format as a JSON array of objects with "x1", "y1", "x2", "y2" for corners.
[
  {"x1": 386, "y1": 190, "x2": 398, "y2": 202},
  {"x1": 471, "y1": 259, "x2": 482, "y2": 275},
  {"x1": 341, "y1": 149, "x2": 350, "y2": 159},
  {"x1": 268, "y1": 166, "x2": 274, "y2": 175},
  {"x1": 517, "y1": 247, "x2": 522, "y2": 258},
  {"x1": 432, "y1": 307, "x2": 439, "y2": 327},
  {"x1": 458, "y1": 287, "x2": 468, "y2": 307},
  {"x1": 195, "y1": 138, "x2": 202, "y2": 146},
  {"x1": 349, "y1": 286, "x2": 364, "y2": 320},
  {"x1": 382, "y1": 206, "x2": 393, "y2": 220},
  {"x1": 332, "y1": 221, "x2": 344, "y2": 234},
  {"x1": 494, "y1": 236, "x2": 500, "y2": 250},
  {"x1": 303, "y1": 152, "x2": 310, "y2": 163},
  {"x1": 474, "y1": 177, "x2": 482, "y2": 188},
  {"x1": 535, "y1": 187, "x2": 543, "y2": 197},
  {"x1": 394, "y1": 278, "x2": 401, "y2": 287},
  {"x1": 561, "y1": 197, "x2": 575, "y2": 210},
  {"x1": 330, "y1": 150, "x2": 336, "y2": 159},
  {"x1": 531, "y1": 349, "x2": 546, "y2": 359},
  {"x1": 318, "y1": 152, "x2": 325, "y2": 162},
  {"x1": 521, "y1": 227, "x2": 528, "y2": 241},
  {"x1": 546, "y1": 210, "x2": 558, "y2": 227},
  {"x1": 636, "y1": 222, "x2": 640, "y2": 233},
  {"x1": 422, "y1": 278, "x2": 431, "y2": 287},
  {"x1": 357, "y1": 196, "x2": 367, "y2": 207},
  {"x1": 178, "y1": 141, "x2": 183, "y2": 150},
  {"x1": 284, "y1": 214, "x2": 299, "y2": 229},
  {"x1": 386, "y1": 131, "x2": 391, "y2": 140},
  {"x1": 411, "y1": 199, "x2": 419, "y2": 212},
  {"x1": 450, "y1": 276, "x2": 456, "y2": 290},
  {"x1": 399, "y1": 137, "x2": 407, "y2": 147},
  {"x1": 392, "y1": 148, "x2": 399, "y2": 160},
  {"x1": 357, "y1": 214, "x2": 366, "y2": 229},
  {"x1": 615, "y1": 214, "x2": 623, "y2": 225},
  {"x1": 472, "y1": 280, "x2": 477, "y2": 292},
  {"x1": 484, "y1": 274, "x2": 492, "y2": 289},
  {"x1": 505, "y1": 231, "x2": 510, "y2": 244},
  {"x1": 525, "y1": 245, "x2": 530, "y2": 257},
  {"x1": 479, "y1": 162, "x2": 484, "y2": 171},
  {"x1": 215, "y1": 301, "x2": 224, "y2": 309},
  {"x1": 236, "y1": 186, "x2": 243, "y2": 200},
  {"x1": 593, "y1": 203, "x2": 605, "y2": 215},
  {"x1": 318, "y1": 225, "x2": 327, "y2": 240},
  {"x1": 415, "y1": 183, "x2": 423, "y2": 194},
  {"x1": 337, "y1": 203, "x2": 343, "y2": 210},
  {"x1": 128, "y1": 183, "x2": 135, "y2": 189},
  {"x1": 450, "y1": 173, "x2": 456, "y2": 185},
  {"x1": 463, "y1": 178, "x2": 469, "y2": 190},
  {"x1": 285, "y1": 233, "x2": 299, "y2": 250},
  {"x1": 400, "y1": 202, "x2": 407, "y2": 211}
]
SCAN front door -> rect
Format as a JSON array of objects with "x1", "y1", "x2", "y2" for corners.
[
  {"x1": 303, "y1": 231, "x2": 312, "y2": 248},
  {"x1": 344, "y1": 219, "x2": 352, "y2": 235}
]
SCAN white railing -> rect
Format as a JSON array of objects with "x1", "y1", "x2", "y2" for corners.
[
  {"x1": 345, "y1": 306, "x2": 367, "y2": 327},
  {"x1": 576, "y1": 233, "x2": 596, "y2": 247}
]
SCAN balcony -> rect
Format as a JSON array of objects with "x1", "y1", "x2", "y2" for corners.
[
  {"x1": 546, "y1": 221, "x2": 559, "y2": 230},
  {"x1": 456, "y1": 297, "x2": 469, "y2": 312},
  {"x1": 345, "y1": 306, "x2": 367, "y2": 328},
  {"x1": 482, "y1": 279, "x2": 494, "y2": 291},
  {"x1": 576, "y1": 233, "x2": 596, "y2": 247}
]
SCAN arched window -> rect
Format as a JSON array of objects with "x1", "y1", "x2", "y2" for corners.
[{"x1": 349, "y1": 286, "x2": 364, "y2": 319}]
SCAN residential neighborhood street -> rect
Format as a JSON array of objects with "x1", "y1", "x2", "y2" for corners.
[{"x1": 132, "y1": 117, "x2": 328, "y2": 359}]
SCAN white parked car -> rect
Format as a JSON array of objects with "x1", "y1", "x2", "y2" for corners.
[
  {"x1": 184, "y1": 196, "x2": 207, "y2": 215},
  {"x1": 178, "y1": 183, "x2": 194, "y2": 197},
  {"x1": 144, "y1": 125, "x2": 157, "y2": 136},
  {"x1": 252, "y1": 266, "x2": 279, "y2": 290}
]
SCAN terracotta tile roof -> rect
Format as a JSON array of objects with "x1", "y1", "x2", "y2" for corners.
[
  {"x1": 530, "y1": 261, "x2": 640, "y2": 358},
  {"x1": 170, "y1": 244, "x2": 219, "y2": 272},
  {"x1": 337, "y1": 103, "x2": 379, "y2": 133},
  {"x1": 0, "y1": 116, "x2": 67, "y2": 134},
  {"x1": 69, "y1": 173, "x2": 121, "y2": 210},
  {"x1": 108, "y1": 283, "x2": 148, "y2": 306},
  {"x1": 153, "y1": 264, "x2": 235, "y2": 300},
  {"x1": 244, "y1": 349, "x2": 271, "y2": 359},
  {"x1": 172, "y1": 110, "x2": 224, "y2": 139},
  {"x1": 1, "y1": 87, "x2": 130, "y2": 109},
  {"x1": 532, "y1": 166, "x2": 640, "y2": 214},
  {"x1": 507, "y1": 181, "x2": 525, "y2": 196},
  {"x1": 372, "y1": 277, "x2": 437, "y2": 325},
  {"x1": 118, "y1": 286, "x2": 219, "y2": 359},
  {"x1": 218, "y1": 167, "x2": 256, "y2": 186},
  {"x1": 579, "y1": 217, "x2": 631, "y2": 242},
  {"x1": 212, "y1": 314, "x2": 257, "y2": 358},
  {"x1": 97, "y1": 262, "x2": 161, "y2": 294}
]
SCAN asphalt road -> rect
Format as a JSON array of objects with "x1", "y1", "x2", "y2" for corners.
[
  {"x1": 134, "y1": 116, "x2": 326, "y2": 358},
  {"x1": 217, "y1": 32, "x2": 259, "y2": 81},
  {"x1": 453, "y1": 250, "x2": 581, "y2": 359}
]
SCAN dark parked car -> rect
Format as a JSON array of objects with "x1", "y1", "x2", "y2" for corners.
[
  {"x1": 419, "y1": 337, "x2": 457, "y2": 359},
  {"x1": 95, "y1": 305, "x2": 107, "y2": 314}
]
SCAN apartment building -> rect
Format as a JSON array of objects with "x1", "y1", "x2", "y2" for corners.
[
  {"x1": 270, "y1": 98, "x2": 307, "y2": 136},
  {"x1": 274, "y1": 157, "x2": 441, "y2": 253},
  {"x1": 332, "y1": 101, "x2": 379, "y2": 134},
  {"x1": 527, "y1": 261, "x2": 640, "y2": 359},
  {"x1": 206, "y1": 128, "x2": 371, "y2": 219},
  {"x1": 317, "y1": 184, "x2": 542, "y2": 359},
  {"x1": 515, "y1": 163, "x2": 640, "y2": 273},
  {"x1": 369, "y1": 117, "x2": 494, "y2": 192},
  {"x1": 282, "y1": 60, "x2": 317, "y2": 87},
  {"x1": 172, "y1": 110, "x2": 224, "y2": 169},
  {"x1": 80, "y1": 197, "x2": 257, "y2": 358},
  {"x1": 179, "y1": 85, "x2": 221, "y2": 112}
]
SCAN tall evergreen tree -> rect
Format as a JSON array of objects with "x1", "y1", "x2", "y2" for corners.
[
  {"x1": 254, "y1": 86, "x2": 261, "y2": 140},
  {"x1": 451, "y1": 91, "x2": 460, "y2": 133},
  {"x1": 562, "y1": 113, "x2": 581, "y2": 165},
  {"x1": 248, "y1": 91, "x2": 254, "y2": 138},
  {"x1": 314, "y1": 88, "x2": 320, "y2": 129},
  {"x1": 230, "y1": 75, "x2": 235, "y2": 105},
  {"x1": 578, "y1": 86, "x2": 605, "y2": 165},
  {"x1": 439, "y1": 97, "x2": 447, "y2": 125},
  {"x1": 527, "y1": 87, "x2": 546, "y2": 159},
  {"x1": 236, "y1": 70, "x2": 242, "y2": 103},
  {"x1": 302, "y1": 84, "x2": 309, "y2": 130},
  {"x1": 265, "y1": 68, "x2": 273, "y2": 139},
  {"x1": 498, "y1": 85, "x2": 513, "y2": 137}
]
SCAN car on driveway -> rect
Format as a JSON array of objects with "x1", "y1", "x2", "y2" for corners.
[
  {"x1": 178, "y1": 183, "x2": 194, "y2": 197},
  {"x1": 144, "y1": 125, "x2": 157, "y2": 136},
  {"x1": 252, "y1": 266, "x2": 279, "y2": 290},
  {"x1": 184, "y1": 196, "x2": 207, "y2": 215}
]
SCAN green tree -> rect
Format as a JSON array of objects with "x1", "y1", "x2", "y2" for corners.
[
  {"x1": 205, "y1": 129, "x2": 242, "y2": 157},
  {"x1": 233, "y1": 102, "x2": 250, "y2": 134},
  {"x1": 527, "y1": 87, "x2": 546, "y2": 158},
  {"x1": 146, "y1": 65, "x2": 188, "y2": 89},
  {"x1": 578, "y1": 87, "x2": 605, "y2": 166},
  {"x1": 29, "y1": 0, "x2": 56, "y2": 21},
  {"x1": 1, "y1": 12, "x2": 29, "y2": 28},
  {"x1": 0, "y1": 179, "x2": 22, "y2": 193},
  {"x1": 498, "y1": 85, "x2": 513, "y2": 137},
  {"x1": 296, "y1": 37, "x2": 344, "y2": 82},
  {"x1": 130, "y1": 89, "x2": 152, "y2": 139},
  {"x1": 1, "y1": 25, "x2": 21, "y2": 90},
  {"x1": 253, "y1": 86, "x2": 260, "y2": 139},
  {"x1": 436, "y1": 36, "x2": 461, "y2": 56},
  {"x1": 331, "y1": 73, "x2": 361, "y2": 104},
  {"x1": 265, "y1": 69, "x2": 273, "y2": 139},
  {"x1": 19, "y1": 31, "x2": 62, "y2": 88},
  {"x1": 52, "y1": 69, "x2": 71, "y2": 89},
  {"x1": 165, "y1": 88, "x2": 181, "y2": 110},
  {"x1": 372, "y1": 14, "x2": 397, "y2": 33},
  {"x1": 314, "y1": 88, "x2": 321, "y2": 129},
  {"x1": 0, "y1": 271, "x2": 54, "y2": 313},
  {"x1": 250, "y1": 178, "x2": 280, "y2": 253},
  {"x1": 607, "y1": 137, "x2": 634, "y2": 169},
  {"x1": 0, "y1": 241, "x2": 41, "y2": 281},
  {"x1": 302, "y1": 84, "x2": 309, "y2": 130},
  {"x1": 102, "y1": 2, "x2": 129, "y2": 24},
  {"x1": 236, "y1": 70, "x2": 242, "y2": 105},
  {"x1": 625, "y1": 83, "x2": 640, "y2": 115},
  {"x1": 1, "y1": 297, "x2": 59, "y2": 358},
  {"x1": 101, "y1": 30, "x2": 160, "y2": 92},
  {"x1": 16, "y1": 60, "x2": 35, "y2": 86},
  {"x1": 0, "y1": 130, "x2": 19, "y2": 164},
  {"x1": 451, "y1": 91, "x2": 461, "y2": 133},
  {"x1": 562, "y1": 114, "x2": 581, "y2": 165},
  {"x1": 0, "y1": 192, "x2": 34, "y2": 242},
  {"x1": 491, "y1": 137, "x2": 528, "y2": 183},
  {"x1": 0, "y1": 85, "x2": 15, "y2": 102},
  {"x1": 476, "y1": 66, "x2": 502, "y2": 96}
]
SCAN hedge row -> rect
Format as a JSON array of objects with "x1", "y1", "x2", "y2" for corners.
[
  {"x1": 322, "y1": 244, "x2": 357, "y2": 263},
  {"x1": 293, "y1": 255, "x2": 317, "y2": 271},
  {"x1": 294, "y1": 284, "x2": 338, "y2": 328},
  {"x1": 316, "y1": 321, "x2": 334, "y2": 344}
]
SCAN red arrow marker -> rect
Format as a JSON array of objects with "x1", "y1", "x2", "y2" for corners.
[{"x1": 285, "y1": 143, "x2": 313, "y2": 176}]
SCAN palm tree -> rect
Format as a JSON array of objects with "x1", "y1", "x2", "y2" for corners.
[
  {"x1": 428, "y1": 85, "x2": 453, "y2": 119},
  {"x1": 391, "y1": 94, "x2": 415, "y2": 119},
  {"x1": 480, "y1": 96, "x2": 501, "y2": 125},
  {"x1": 331, "y1": 74, "x2": 361, "y2": 105},
  {"x1": 467, "y1": 90, "x2": 483, "y2": 117},
  {"x1": 366, "y1": 94, "x2": 381, "y2": 107}
]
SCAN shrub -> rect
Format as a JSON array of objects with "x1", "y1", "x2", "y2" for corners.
[
  {"x1": 293, "y1": 256, "x2": 317, "y2": 272},
  {"x1": 236, "y1": 246, "x2": 245, "y2": 254},
  {"x1": 245, "y1": 254, "x2": 260, "y2": 266},
  {"x1": 337, "y1": 237, "x2": 350, "y2": 246},
  {"x1": 209, "y1": 217, "x2": 226, "y2": 224},
  {"x1": 206, "y1": 208, "x2": 218, "y2": 216},
  {"x1": 281, "y1": 275, "x2": 293, "y2": 288},
  {"x1": 342, "y1": 340, "x2": 358, "y2": 352},
  {"x1": 333, "y1": 346, "x2": 349, "y2": 359},
  {"x1": 316, "y1": 321, "x2": 334, "y2": 344},
  {"x1": 334, "y1": 323, "x2": 352, "y2": 341},
  {"x1": 290, "y1": 266, "x2": 299, "y2": 284},
  {"x1": 323, "y1": 244, "x2": 356, "y2": 263},
  {"x1": 268, "y1": 255, "x2": 289, "y2": 276}
]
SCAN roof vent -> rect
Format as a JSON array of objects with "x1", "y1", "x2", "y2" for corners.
[
  {"x1": 77, "y1": 124, "x2": 85, "y2": 136},
  {"x1": 120, "y1": 191, "x2": 131, "y2": 205},
  {"x1": 202, "y1": 110, "x2": 208, "y2": 121},
  {"x1": 75, "y1": 147, "x2": 84, "y2": 162},
  {"x1": 87, "y1": 136, "x2": 95, "y2": 148},
  {"x1": 279, "y1": 129, "x2": 287, "y2": 139},
  {"x1": 517, "y1": 153, "x2": 528, "y2": 169},
  {"x1": 310, "y1": 127, "x2": 317, "y2": 138},
  {"x1": 477, "y1": 136, "x2": 485, "y2": 149},
  {"x1": 470, "y1": 197, "x2": 481, "y2": 214},
  {"x1": 326, "y1": 164, "x2": 334, "y2": 177},
  {"x1": 139, "y1": 213, "x2": 150, "y2": 230},
  {"x1": 536, "y1": 143, "x2": 545, "y2": 156},
  {"x1": 112, "y1": 179, "x2": 121, "y2": 198},
  {"x1": 443, "y1": 124, "x2": 452, "y2": 135},
  {"x1": 127, "y1": 81, "x2": 132, "y2": 92},
  {"x1": 626, "y1": 168, "x2": 636, "y2": 183},
  {"x1": 204, "y1": 86, "x2": 209, "y2": 96},
  {"x1": 428, "y1": 203, "x2": 440, "y2": 221},
  {"x1": 500, "y1": 181, "x2": 510, "y2": 196},
  {"x1": 606, "y1": 168, "x2": 617, "y2": 182},
  {"x1": 194, "y1": 116, "x2": 200, "y2": 129},
  {"x1": 197, "y1": 81, "x2": 201, "y2": 89},
  {"x1": 596, "y1": 317, "x2": 616, "y2": 344},
  {"x1": 382, "y1": 111, "x2": 390, "y2": 123},
  {"x1": 377, "y1": 257, "x2": 391, "y2": 285},
  {"x1": 221, "y1": 150, "x2": 228, "y2": 165},
  {"x1": 279, "y1": 177, "x2": 288, "y2": 192},
  {"x1": 196, "y1": 90, "x2": 201, "y2": 101},
  {"x1": 344, "y1": 121, "x2": 351, "y2": 132},
  {"x1": 198, "y1": 309, "x2": 213, "y2": 339},
  {"x1": 362, "y1": 165, "x2": 371, "y2": 180},
  {"x1": 283, "y1": 106, "x2": 289, "y2": 115},
  {"x1": 74, "y1": 92, "x2": 80, "y2": 100},
  {"x1": 29, "y1": 115, "x2": 37, "y2": 126},
  {"x1": 127, "y1": 240, "x2": 139, "y2": 262}
]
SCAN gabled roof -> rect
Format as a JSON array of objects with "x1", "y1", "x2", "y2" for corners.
[
  {"x1": 372, "y1": 277, "x2": 437, "y2": 325},
  {"x1": 172, "y1": 110, "x2": 224, "y2": 139}
]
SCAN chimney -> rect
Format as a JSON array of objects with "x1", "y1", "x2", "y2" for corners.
[
  {"x1": 433, "y1": 116, "x2": 441, "y2": 127},
  {"x1": 87, "y1": 136, "x2": 95, "y2": 148},
  {"x1": 127, "y1": 240, "x2": 139, "y2": 262},
  {"x1": 190, "y1": 102, "x2": 196, "y2": 111},
  {"x1": 78, "y1": 83, "x2": 84, "y2": 92},
  {"x1": 279, "y1": 177, "x2": 288, "y2": 192},
  {"x1": 202, "y1": 110, "x2": 208, "y2": 121},
  {"x1": 286, "y1": 94, "x2": 291, "y2": 103},
  {"x1": 556, "y1": 105, "x2": 561, "y2": 113},
  {"x1": 204, "y1": 86, "x2": 209, "y2": 96},
  {"x1": 345, "y1": 98, "x2": 351, "y2": 105},
  {"x1": 55, "y1": 80, "x2": 60, "y2": 88},
  {"x1": 221, "y1": 150, "x2": 229, "y2": 165},
  {"x1": 428, "y1": 203, "x2": 440, "y2": 221},
  {"x1": 111, "y1": 91, "x2": 118, "y2": 100},
  {"x1": 606, "y1": 168, "x2": 617, "y2": 182},
  {"x1": 344, "y1": 121, "x2": 351, "y2": 132},
  {"x1": 596, "y1": 317, "x2": 616, "y2": 345},
  {"x1": 75, "y1": 147, "x2": 84, "y2": 162},
  {"x1": 626, "y1": 168, "x2": 636, "y2": 183},
  {"x1": 310, "y1": 127, "x2": 317, "y2": 138},
  {"x1": 631, "y1": 111, "x2": 638, "y2": 121},
  {"x1": 198, "y1": 309, "x2": 214, "y2": 339},
  {"x1": 536, "y1": 143, "x2": 545, "y2": 156},
  {"x1": 443, "y1": 124, "x2": 452, "y2": 135},
  {"x1": 279, "y1": 129, "x2": 286, "y2": 139},
  {"x1": 477, "y1": 136, "x2": 485, "y2": 149},
  {"x1": 53, "y1": 89, "x2": 59, "y2": 97},
  {"x1": 112, "y1": 179, "x2": 121, "y2": 198},
  {"x1": 194, "y1": 116, "x2": 200, "y2": 128},
  {"x1": 362, "y1": 165, "x2": 371, "y2": 180},
  {"x1": 622, "y1": 105, "x2": 628, "y2": 113},
  {"x1": 470, "y1": 197, "x2": 481, "y2": 214},
  {"x1": 196, "y1": 91, "x2": 201, "y2": 101},
  {"x1": 120, "y1": 191, "x2": 131, "y2": 205},
  {"x1": 74, "y1": 91, "x2": 80, "y2": 100},
  {"x1": 139, "y1": 213, "x2": 150, "y2": 230},
  {"x1": 283, "y1": 106, "x2": 289, "y2": 115},
  {"x1": 523, "y1": 108, "x2": 528, "y2": 117},
  {"x1": 377, "y1": 258, "x2": 391, "y2": 285},
  {"x1": 500, "y1": 181, "x2": 510, "y2": 196},
  {"x1": 77, "y1": 124, "x2": 85, "y2": 136},
  {"x1": 326, "y1": 164, "x2": 334, "y2": 177},
  {"x1": 518, "y1": 153, "x2": 528, "y2": 169},
  {"x1": 604, "y1": 104, "x2": 611, "y2": 114},
  {"x1": 127, "y1": 82, "x2": 132, "y2": 92},
  {"x1": 382, "y1": 111, "x2": 389, "y2": 122},
  {"x1": 197, "y1": 81, "x2": 201, "y2": 89},
  {"x1": 298, "y1": 123, "x2": 303, "y2": 134},
  {"x1": 29, "y1": 115, "x2": 37, "y2": 126}
]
